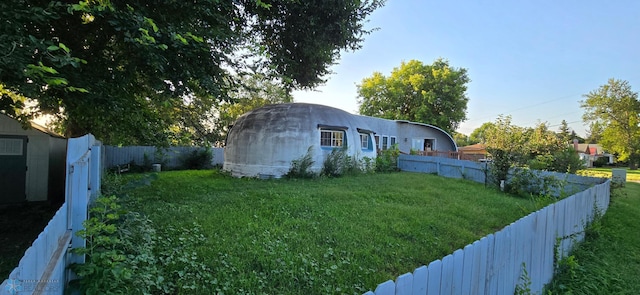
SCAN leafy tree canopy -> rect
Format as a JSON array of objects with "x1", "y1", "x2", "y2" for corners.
[
  {"x1": 469, "y1": 122, "x2": 496, "y2": 145},
  {"x1": 524, "y1": 121, "x2": 563, "y2": 158},
  {"x1": 484, "y1": 115, "x2": 527, "y2": 157},
  {"x1": 357, "y1": 58, "x2": 470, "y2": 134},
  {"x1": 452, "y1": 131, "x2": 471, "y2": 147},
  {"x1": 0, "y1": 0, "x2": 384, "y2": 145},
  {"x1": 581, "y1": 78, "x2": 640, "y2": 168},
  {"x1": 484, "y1": 115, "x2": 583, "y2": 175}
]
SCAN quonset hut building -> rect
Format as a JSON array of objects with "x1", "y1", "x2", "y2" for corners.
[{"x1": 223, "y1": 103, "x2": 457, "y2": 178}]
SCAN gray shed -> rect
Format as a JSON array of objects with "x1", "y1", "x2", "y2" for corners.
[
  {"x1": 0, "y1": 114, "x2": 67, "y2": 204},
  {"x1": 224, "y1": 103, "x2": 457, "y2": 178}
]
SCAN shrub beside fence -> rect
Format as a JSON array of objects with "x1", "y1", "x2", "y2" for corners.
[
  {"x1": 362, "y1": 155, "x2": 611, "y2": 295},
  {"x1": 104, "y1": 146, "x2": 224, "y2": 170},
  {"x1": 1, "y1": 134, "x2": 100, "y2": 295}
]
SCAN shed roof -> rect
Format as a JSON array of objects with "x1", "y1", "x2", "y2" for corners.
[
  {"x1": 458, "y1": 143, "x2": 487, "y2": 152},
  {"x1": 0, "y1": 113, "x2": 65, "y2": 138}
]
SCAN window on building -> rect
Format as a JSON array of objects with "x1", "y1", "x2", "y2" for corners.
[
  {"x1": 320, "y1": 130, "x2": 345, "y2": 147},
  {"x1": 390, "y1": 136, "x2": 397, "y2": 147},
  {"x1": 360, "y1": 134, "x2": 371, "y2": 150},
  {"x1": 382, "y1": 136, "x2": 389, "y2": 150},
  {"x1": 0, "y1": 138, "x2": 23, "y2": 156},
  {"x1": 374, "y1": 135, "x2": 380, "y2": 149},
  {"x1": 424, "y1": 139, "x2": 434, "y2": 151}
]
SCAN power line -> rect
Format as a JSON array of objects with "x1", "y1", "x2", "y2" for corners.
[
  {"x1": 520, "y1": 111, "x2": 582, "y2": 127},
  {"x1": 546, "y1": 120, "x2": 582, "y2": 128},
  {"x1": 467, "y1": 93, "x2": 582, "y2": 123}
]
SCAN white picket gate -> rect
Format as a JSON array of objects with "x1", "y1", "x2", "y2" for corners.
[
  {"x1": 1, "y1": 134, "x2": 100, "y2": 295},
  {"x1": 364, "y1": 155, "x2": 611, "y2": 295}
]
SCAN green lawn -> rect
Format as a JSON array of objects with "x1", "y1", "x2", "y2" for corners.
[
  {"x1": 123, "y1": 170, "x2": 540, "y2": 294},
  {"x1": 547, "y1": 182, "x2": 640, "y2": 294},
  {"x1": 578, "y1": 167, "x2": 640, "y2": 182}
]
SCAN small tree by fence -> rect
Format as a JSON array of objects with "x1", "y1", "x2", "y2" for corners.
[
  {"x1": 1, "y1": 134, "x2": 101, "y2": 295},
  {"x1": 362, "y1": 155, "x2": 610, "y2": 295}
]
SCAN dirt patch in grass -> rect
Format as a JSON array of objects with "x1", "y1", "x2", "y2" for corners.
[{"x1": 0, "y1": 202, "x2": 60, "y2": 279}]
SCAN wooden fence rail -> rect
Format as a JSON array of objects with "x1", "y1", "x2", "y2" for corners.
[
  {"x1": 1, "y1": 134, "x2": 100, "y2": 295},
  {"x1": 362, "y1": 155, "x2": 611, "y2": 295},
  {"x1": 411, "y1": 150, "x2": 486, "y2": 162}
]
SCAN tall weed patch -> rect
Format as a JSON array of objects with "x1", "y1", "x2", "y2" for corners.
[{"x1": 70, "y1": 178, "x2": 213, "y2": 294}]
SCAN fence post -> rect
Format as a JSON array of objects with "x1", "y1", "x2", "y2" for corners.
[
  {"x1": 65, "y1": 135, "x2": 95, "y2": 266},
  {"x1": 461, "y1": 162, "x2": 465, "y2": 178}
]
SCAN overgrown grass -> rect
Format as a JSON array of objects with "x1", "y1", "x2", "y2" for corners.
[
  {"x1": 123, "y1": 170, "x2": 539, "y2": 294},
  {"x1": 546, "y1": 182, "x2": 640, "y2": 294},
  {"x1": 578, "y1": 167, "x2": 640, "y2": 182}
]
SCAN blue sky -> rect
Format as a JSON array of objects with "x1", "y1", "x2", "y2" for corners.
[{"x1": 292, "y1": 0, "x2": 640, "y2": 137}]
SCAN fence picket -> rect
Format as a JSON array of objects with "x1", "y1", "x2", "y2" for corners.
[
  {"x1": 439, "y1": 254, "x2": 455, "y2": 295},
  {"x1": 511, "y1": 220, "x2": 526, "y2": 291},
  {"x1": 460, "y1": 244, "x2": 474, "y2": 295},
  {"x1": 451, "y1": 249, "x2": 464, "y2": 294},
  {"x1": 562, "y1": 198, "x2": 573, "y2": 257},
  {"x1": 374, "y1": 280, "x2": 395, "y2": 295},
  {"x1": 554, "y1": 200, "x2": 566, "y2": 260},
  {"x1": 69, "y1": 160, "x2": 89, "y2": 265},
  {"x1": 426, "y1": 260, "x2": 442, "y2": 294},
  {"x1": 411, "y1": 266, "x2": 428, "y2": 295},
  {"x1": 531, "y1": 211, "x2": 546, "y2": 291},
  {"x1": 478, "y1": 236, "x2": 491, "y2": 295},
  {"x1": 395, "y1": 273, "x2": 413, "y2": 295},
  {"x1": 488, "y1": 230, "x2": 504, "y2": 295},
  {"x1": 541, "y1": 206, "x2": 555, "y2": 285},
  {"x1": 513, "y1": 220, "x2": 525, "y2": 292},
  {"x1": 501, "y1": 225, "x2": 516, "y2": 295},
  {"x1": 468, "y1": 239, "x2": 483, "y2": 294}
]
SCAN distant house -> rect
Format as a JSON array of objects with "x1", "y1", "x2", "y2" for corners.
[
  {"x1": 223, "y1": 103, "x2": 457, "y2": 178},
  {"x1": 0, "y1": 113, "x2": 67, "y2": 204},
  {"x1": 572, "y1": 140, "x2": 614, "y2": 167},
  {"x1": 457, "y1": 143, "x2": 488, "y2": 161}
]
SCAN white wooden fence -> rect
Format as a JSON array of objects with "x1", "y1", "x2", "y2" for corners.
[
  {"x1": 103, "y1": 145, "x2": 224, "y2": 169},
  {"x1": 398, "y1": 155, "x2": 604, "y2": 196},
  {"x1": 399, "y1": 155, "x2": 489, "y2": 184},
  {"x1": 363, "y1": 155, "x2": 611, "y2": 295},
  {"x1": 1, "y1": 134, "x2": 101, "y2": 295}
]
